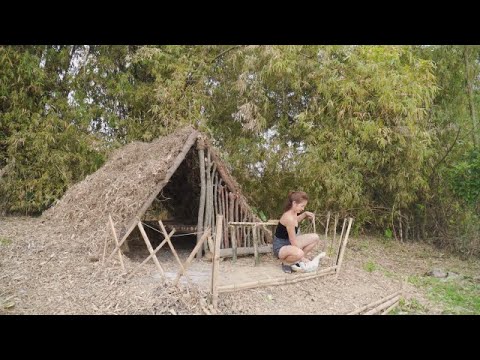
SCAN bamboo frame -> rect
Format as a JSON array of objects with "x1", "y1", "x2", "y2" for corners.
[
  {"x1": 333, "y1": 218, "x2": 347, "y2": 267},
  {"x1": 138, "y1": 221, "x2": 165, "y2": 277},
  {"x1": 211, "y1": 215, "x2": 223, "y2": 309},
  {"x1": 197, "y1": 139, "x2": 206, "y2": 259},
  {"x1": 347, "y1": 290, "x2": 402, "y2": 315},
  {"x1": 108, "y1": 214, "x2": 126, "y2": 273},
  {"x1": 335, "y1": 217, "x2": 353, "y2": 277},
  {"x1": 127, "y1": 229, "x2": 173, "y2": 279},
  {"x1": 252, "y1": 225, "x2": 259, "y2": 265},
  {"x1": 217, "y1": 266, "x2": 337, "y2": 293},
  {"x1": 158, "y1": 220, "x2": 186, "y2": 278}
]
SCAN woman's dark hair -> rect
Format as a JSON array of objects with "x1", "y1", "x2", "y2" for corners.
[{"x1": 283, "y1": 191, "x2": 309, "y2": 212}]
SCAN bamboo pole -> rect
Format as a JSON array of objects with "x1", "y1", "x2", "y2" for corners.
[
  {"x1": 381, "y1": 300, "x2": 400, "y2": 315},
  {"x1": 218, "y1": 184, "x2": 225, "y2": 247},
  {"x1": 173, "y1": 228, "x2": 210, "y2": 286},
  {"x1": 230, "y1": 225, "x2": 237, "y2": 263},
  {"x1": 219, "y1": 245, "x2": 271, "y2": 258},
  {"x1": 158, "y1": 220, "x2": 186, "y2": 277},
  {"x1": 252, "y1": 225, "x2": 259, "y2": 265},
  {"x1": 196, "y1": 140, "x2": 206, "y2": 259},
  {"x1": 108, "y1": 214, "x2": 126, "y2": 273},
  {"x1": 229, "y1": 221, "x2": 279, "y2": 226},
  {"x1": 138, "y1": 221, "x2": 165, "y2": 277},
  {"x1": 213, "y1": 172, "x2": 219, "y2": 246},
  {"x1": 347, "y1": 290, "x2": 401, "y2": 315},
  {"x1": 211, "y1": 164, "x2": 217, "y2": 239},
  {"x1": 333, "y1": 218, "x2": 347, "y2": 267},
  {"x1": 364, "y1": 295, "x2": 401, "y2": 315},
  {"x1": 128, "y1": 228, "x2": 174, "y2": 279},
  {"x1": 333, "y1": 214, "x2": 338, "y2": 246},
  {"x1": 335, "y1": 217, "x2": 353, "y2": 278},
  {"x1": 217, "y1": 266, "x2": 337, "y2": 293},
  {"x1": 211, "y1": 215, "x2": 223, "y2": 309},
  {"x1": 204, "y1": 150, "x2": 212, "y2": 253},
  {"x1": 325, "y1": 211, "x2": 331, "y2": 239},
  {"x1": 228, "y1": 192, "x2": 235, "y2": 249},
  {"x1": 223, "y1": 186, "x2": 229, "y2": 248},
  {"x1": 235, "y1": 195, "x2": 240, "y2": 247}
]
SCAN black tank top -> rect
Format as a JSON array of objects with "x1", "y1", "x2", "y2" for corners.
[{"x1": 275, "y1": 222, "x2": 298, "y2": 240}]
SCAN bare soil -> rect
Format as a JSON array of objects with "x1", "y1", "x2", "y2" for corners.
[{"x1": 2, "y1": 216, "x2": 478, "y2": 315}]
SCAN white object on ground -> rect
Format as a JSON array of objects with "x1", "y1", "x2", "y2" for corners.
[{"x1": 303, "y1": 252, "x2": 326, "y2": 272}]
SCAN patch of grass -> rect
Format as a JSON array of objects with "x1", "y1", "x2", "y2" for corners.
[
  {"x1": 363, "y1": 260, "x2": 377, "y2": 273},
  {"x1": 392, "y1": 298, "x2": 429, "y2": 314},
  {"x1": 408, "y1": 275, "x2": 480, "y2": 314},
  {"x1": 0, "y1": 237, "x2": 11, "y2": 246}
]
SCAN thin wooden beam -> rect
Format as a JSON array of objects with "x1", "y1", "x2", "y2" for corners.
[
  {"x1": 347, "y1": 290, "x2": 401, "y2": 315},
  {"x1": 211, "y1": 215, "x2": 223, "y2": 309},
  {"x1": 138, "y1": 221, "x2": 165, "y2": 277},
  {"x1": 217, "y1": 266, "x2": 337, "y2": 293},
  {"x1": 108, "y1": 214, "x2": 126, "y2": 273},
  {"x1": 197, "y1": 141, "x2": 206, "y2": 259},
  {"x1": 335, "y1": 217, "x2": 353, "y2": 278},
  {"x1": 128, "y1": 229, "x2": 174, "y2": 279},
  {"x1": 158, "y1": 220, "x2": 186, "y2": 279}
]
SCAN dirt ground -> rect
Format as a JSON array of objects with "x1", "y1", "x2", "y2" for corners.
[{"x1": 1, "y1": 216, "x2": 478, "y2": 315}]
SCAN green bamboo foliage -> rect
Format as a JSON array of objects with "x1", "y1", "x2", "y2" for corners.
[{"x1": 0, "y1": 45, "x2": 478, "y2": 255}]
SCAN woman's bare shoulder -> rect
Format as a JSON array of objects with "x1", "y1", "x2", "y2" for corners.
[{"x1": 280, "y1": 212, "x2": 296, "y2": 226}]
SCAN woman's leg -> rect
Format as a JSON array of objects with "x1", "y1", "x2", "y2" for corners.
[
  {"x1": 278, "y1": 245, "x2": 304, "y2": 264},
  {"x1": 295, "y1": 233, "x2": 322, "y2": 260}
]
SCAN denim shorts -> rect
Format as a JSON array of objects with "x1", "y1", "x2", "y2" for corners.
[{"x1": 273, "y1": 236, "x2": 291, "y2": 258}]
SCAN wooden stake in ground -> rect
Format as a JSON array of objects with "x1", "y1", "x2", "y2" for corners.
[
  {"x1": 108, "y1": 214, "x2": 126, "y2": 274},
  {"x1": 335, "y1": 217, "x2": 353, "y2": 278},
  {"x1": 128, "y1": 227, "x2": 174, "y2": 279},
  {"x1": 138, "y1": 221, "x2": 165, "y2": 277},
  {"x1": 158, "y1": 220, "x2": 186, "y2": 278},
  {"x1": 211, "y1": 215, "x2": 223, "y2": 309}
]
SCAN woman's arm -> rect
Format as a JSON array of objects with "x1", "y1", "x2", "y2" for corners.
[
  {"x1": 297, "y1": 212, "x2": 307, "y2": 222},
  {"x1": 297, "y1": 211, "x2": 314, "y2": 222},
  {"x1": 285, "y1": 217, "x2": 299, "y2": 247}
]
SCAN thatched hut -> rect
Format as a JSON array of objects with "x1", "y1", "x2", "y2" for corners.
[{"x1": 43, "y1": 126, "x2": 272, "y2": 259}]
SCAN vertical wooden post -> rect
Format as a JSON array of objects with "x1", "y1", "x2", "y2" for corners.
[
  {"x1": 211, "y1": 215, "x2": 223, "y2": 309},
  {"x1": 252, "y1": 224, "x2": 259, "y2": 266},
  {"x1": 218, "y1": 184, "x2": 225, "y2": 247},
  {"x1": 223, "y1": 187, "x2": 229, "y2": 248},
  {"x1": 333, "y1": 214, "x2": 338, "y2": 245},
  {"x1": 204, "y1": 150, "x2": 212, "y2": 253},
  {"x1": 334, "y1": 218, "x2": 347, "y2": 267},
  {"x1": 325, "y1": 211, "x2": 331, "y2": 239},
  {"x1": 336, "y1": 217, "x2": 353, "y2": 278},
  {"x1": 213, "y1": 172, "x2": 219, "y2": 246},
  {"x1": 230, "y1": 225, "x2": 237, "y2": 263},
  {"x1": 196, "y1": 139, "x2": 206, "y2": 259},
  {"x1": 108, "y1": 214, "x2": 126, "y2": 273}
]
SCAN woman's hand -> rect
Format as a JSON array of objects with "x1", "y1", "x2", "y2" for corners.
[{"x1": 304, "y1": 211, "x2": 315, "y2": 220}]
